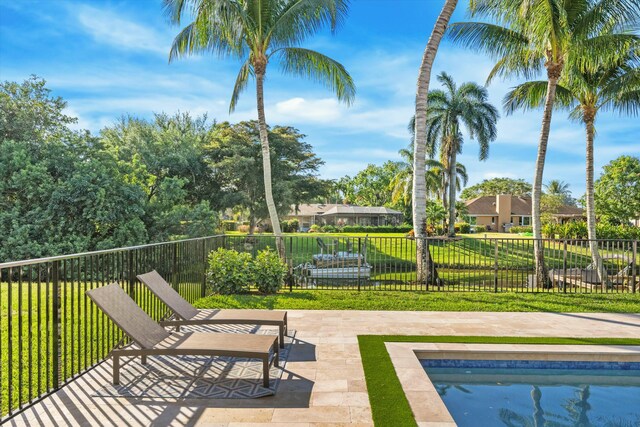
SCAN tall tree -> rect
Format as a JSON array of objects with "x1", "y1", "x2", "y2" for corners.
[
  {"x1": 543, "y1": 180, "x2": 574, "y2": 206},
  {"x1": 450, "y1": 0, "x2": 639, "y2": 287},
  {"x1": 166, "y1": 0, "x2": 355, "y2": 255},
  {"x1": 413, "y1": 0, "x2": 459, "y2": 284},
  {"x1": 207, "y1": 121, "x2": 325, "y2": 234},
  {"x1": 594, "y1": 156, "x2": 640, "y2": 226},
  {"x1": 424, "y1": 72, "x2": 498, "y2": 236},
  {"x1": 505, "y1": 52, "x2": 639, "y2": 284},
  {"x1": 460, "y1": 177, "x2": 532, "y2": 199}
]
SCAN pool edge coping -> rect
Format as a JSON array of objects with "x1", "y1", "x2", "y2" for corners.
[{"x1": 385, "y1": 342, "x2": 640, "y2": 426}]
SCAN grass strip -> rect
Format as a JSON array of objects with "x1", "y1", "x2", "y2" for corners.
[
  {"x1": 357, "y1": 335, "x2": 640, "y2": 427},
  {"x1": 195, "y1": 290, "x2": 640, "y2": 312}
]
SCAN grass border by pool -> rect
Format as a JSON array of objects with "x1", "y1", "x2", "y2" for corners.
[{"x1": 357, "y1": 335, "x2": 640, "y2": 427}]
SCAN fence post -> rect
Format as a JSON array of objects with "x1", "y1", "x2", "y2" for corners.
[
  {"x1": 632, "y1": 240, "x2": 637, "y2": 294},
  {"x1": 562, "y1": 240, "x2": 567, "y2": 293},
  {"x1": 201, "y1": 240, "x2": 208, "y2": 298},
  {"x1": 357, "y1": 237, "x2": 362, "y2": 292},
  {"x1": 51, "y1": 260, "x2": 61, "y2": 390},
  {"x1": 128, "y1": 251, "x2": 135, "y2": 299},
  {"x1": 493, "y1": 240, "x2": 498, "y2": 293},
  {"x1": 172, "y1": 243, "x2": 179, "y2": 292}
]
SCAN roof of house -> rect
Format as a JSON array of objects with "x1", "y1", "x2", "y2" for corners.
[
  {"x1": 465, "y1": 196, "x2": 584, "y2": 216},
  {"x1": 288, "y1": 204, "x2": 402, "y2": 216},
  {"x1": 321, "y1": 206, "x2": 402, "y2": 216}
]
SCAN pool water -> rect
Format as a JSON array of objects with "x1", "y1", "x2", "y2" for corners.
[{"x1": 422, "y1": 360, "x2": 640, "y2": 427}]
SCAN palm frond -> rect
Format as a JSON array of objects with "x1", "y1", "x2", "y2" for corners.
[
  {"x1": 276, "y1": 47, "x2": 355, "y2": 104},
  {"x1": 448, "y1": 22, "x2": 529, "y2": 61},
  {"x1": 229, "y1": 60, "x2": 252, "y2": 113},
  {"x1": 503, "y1": 80, "x2": 575, "y2": 114}
]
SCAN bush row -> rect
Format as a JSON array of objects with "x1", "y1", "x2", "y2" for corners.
[
  {"x1": 207, "y1": 247, "x2": 287, "y2": 294},
  {"x1": 509, "y1": 225, "x2": 533, "y2": 234},
  {"x1": 542, "y1": 221, "x2": 640, "y2": 240}
]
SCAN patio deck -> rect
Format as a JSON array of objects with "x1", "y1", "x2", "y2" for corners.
[{"x1": 6, "y1": 310, "x2": 640, "y2": 427}]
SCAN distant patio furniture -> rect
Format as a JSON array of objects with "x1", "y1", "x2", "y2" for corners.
[
  {"x1": 137, "y1": 270, "x2": 287, "y2": 348},
  {"x1": 86, "y1": 283, "x2": 279, "y2": 387}
]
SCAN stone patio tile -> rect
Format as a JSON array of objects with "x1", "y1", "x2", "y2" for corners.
[
  {"x1": 311, "y1": 392, "x2": 369, "y2": 407},
  {"x1": 312, "y1": 379, "x2": 349, "y2": 392},
  {"x1": 349, "y1": 406, "x2": 373, "y2": 423},
  {"x1": 271, "y1": 407, "x2": 351, "y2": 423}
]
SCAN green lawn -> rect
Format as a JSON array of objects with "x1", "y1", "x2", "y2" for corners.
[
  {"x1": 223, "y1": 233, "x2": 635, "y2": 290},
  {"x1": 358, "y1": 336, "x2": 640, "y2": 427},
  {"x1": 194, "y1": 289, "x2": 640, "y2": 312}
]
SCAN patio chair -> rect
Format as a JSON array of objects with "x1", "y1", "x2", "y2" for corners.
[
  {"x1": 137, "y1": 270, "x2": 287, "y2": 348},
  {"x1": 86, "y1": 283, "x2": 279, "y2": 387}
]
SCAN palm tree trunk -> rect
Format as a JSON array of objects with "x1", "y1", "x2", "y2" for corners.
[
  {"x1": 532, "y1": 68, "x2": 561, "y2": 288},
  {"x1": 585, "y1": 117, "x2": 608, "y2": 286},
  {"x1": 413, "y1": 0, "x2": 458, "y2": 284},
  {"x1": 255, "y1": 68, "x2": 284, "y2": 257},
  {"x1": 448, "y1": 150, "x2": 457, "y2": 237}
]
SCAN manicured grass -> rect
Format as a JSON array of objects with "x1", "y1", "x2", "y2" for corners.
[
  {"x1": 194, "y1": 290, "x2": 640, "y2": 312},
  {"x1": 358, "y1": 335, "x2": 640, "y2": 427}
]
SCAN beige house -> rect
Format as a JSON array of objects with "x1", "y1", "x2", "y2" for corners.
[
  {"x1": 465, "y1": 194, "x2": 584, "y2": 232},
  {"x1": 284, "y1": 204, "x2": 403, "y2": 231}
]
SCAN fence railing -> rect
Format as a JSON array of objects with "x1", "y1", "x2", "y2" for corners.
[
  {"x1": 1, "y1": 233, "x2": 638, "y2": 419},
  {"x1": 0, "y1": 235, "x2": 225, "y2": 420},
  {"x1": 224, "y1": 234, "x2": 638, "y2": 293}
]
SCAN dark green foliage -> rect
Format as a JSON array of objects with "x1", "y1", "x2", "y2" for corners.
[
  {"x1": 510, "y1": 225, "x2": 533, "y2": 234},
  {"x1": 252, "y1": 248, "x2": 287, "y2": 294},
  {"x1": 460, "y1": 178, "x2": 532, "y2": 200},
  {"x1": 281, "y1": 219, "x2": 299, "y2": 233},
  {"x1": 340, "y1": 224, "x2": 413, "y2": 233},
  {"x1": 222, "y1": 220, "x2": 238, "y2": 231},
  {"x1": 454, "y1": 222, "x2": 471, "y2": 233},
  {"x1": 206, "y1": 248, "x2": 253, "y2": 294},
  {"x1": 594, "y1": 156, "x2": 640, "y2": 225},
  {"x1": 207, "y1": 121, "x2": 326, "y2": 233},
  {"x1": 542, "y1": 221, "x2": 640, "y2": 240}
]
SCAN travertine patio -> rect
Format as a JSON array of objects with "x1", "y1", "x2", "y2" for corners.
[{"x1": 6, "y1": 310, "x2": 640, "y2": 427}]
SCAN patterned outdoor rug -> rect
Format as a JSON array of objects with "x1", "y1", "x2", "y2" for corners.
[{"x1": 93, "y1": 326, "x2": 295, "y2": 399}]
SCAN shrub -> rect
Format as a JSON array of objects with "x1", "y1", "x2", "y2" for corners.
[
  {"x1": 281, "y1": 218, "x2": 299, "y2": 233},
  {"x1": 322, "y1": 225, "x2": 338, "y2": 233},
  {"x1": 207, "y1": 248, "x2": 253, "y2": 294},
  {"x1": 252, "y1": 248, "x2": 288, "y2": 294},
  {"x1": 221, "y1": 220, "x2": 237, "y2": 231},
  {"x1": 474, "y1": 225, "x2": 487, "y2": 233},
  {"x1": 237, "y1": 224, "x2": 250, "y2": 233},
  {"x1": 309, "y1": 224, "x2": 321, "y2": 233},
  {"x1": 454, "y1": 222, "x2": 471, "y2": 234},
  {"x1": 510, "y1": 226, "x2": 533, "y2": 234}
]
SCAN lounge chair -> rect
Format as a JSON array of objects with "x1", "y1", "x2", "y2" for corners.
[
  {"x1": 137, "y1": 270, "x2": 288, "y2": 348},
  {"x1": 86, "y1": 283, "x2": 279, "y2": 387}
]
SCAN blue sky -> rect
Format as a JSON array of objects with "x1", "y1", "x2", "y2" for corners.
[{"x1": 1, "y1": 0, "x2": 638, "y2": 198}]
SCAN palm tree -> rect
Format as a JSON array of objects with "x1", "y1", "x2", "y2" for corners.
[
  {"x1": 413, "y1": 0, "x2": 459, "y2": 284},
  {"x1": 165, "y1": 0, "x2": 355, "y2": 255},
  {"x1": 424, "y1": 72, "x2": 498, "y2": 237},
  {"x1": 544, "y1": 179, "x2": 573, "y2": 204},
  {"x1": 449, "y1": 0, "x2": 639, "y2": 287},
  {"x1": 505, "y1": 54, "x2": 640, "y2": 285}
]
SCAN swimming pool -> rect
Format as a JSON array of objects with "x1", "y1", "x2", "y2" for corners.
[{"x1": 422, "y1": 359, "x2": 640, "y2": 427}]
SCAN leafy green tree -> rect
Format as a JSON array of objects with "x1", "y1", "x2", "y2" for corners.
[
  {"x1": 594, "y1": 156, "x2": 640, "y2": 225},
  {"x1": 207, "y1": 121, "x2": 324, "y2": 234},
  {"x1": 460, "y1": 178, "x2": 532, "y2": 200},
  {"x1": 100, "y1": 113, "x2": 219, "y2": 240},
  {"x1": 423, "y1": 72, "x2": 498, "y2": 236},
  {"x1": 166, "y1": 0, "x2": 355, "y2": 255},
  {"x1": 543, "y1": 180, "x2": 575, "y2": 206},
  {"x1": 413, "y1": 0, "x2": 459, "y2": 284},
  {"x1": 450, "y1": 0, "x2": 639, "y2": 287},
  {"x1": 0, "y1": 75, "x2": 77, "y2": 144}
]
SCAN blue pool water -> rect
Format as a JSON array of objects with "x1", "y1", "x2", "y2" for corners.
[{"x1": 422, "y1": 360, "x2": 640, "y2": 427}]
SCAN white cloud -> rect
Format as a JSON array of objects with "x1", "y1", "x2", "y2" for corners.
[
  {"x1": 273, "y1": 97, "x2": 343, "y2": 122},
  {"x1": 75, "y1": 5, "x2": 172, "y2": 55}
]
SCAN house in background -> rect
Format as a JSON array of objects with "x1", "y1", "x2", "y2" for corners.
[
  {"x1": 284, "y1": 204, "x2": 403, "y2": 230},
  {"x1": 465, "y1": 194, "x2": 584, "y2": 232}
]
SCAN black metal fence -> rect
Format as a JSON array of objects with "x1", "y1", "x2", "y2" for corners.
[
  {"x1": 0, "y1": 235, "x2": 225, "y2": 420},
  {"x1": 224, "y1": 234, "x2": 638, "y2": 293},
  {"x1": 1, "y1": 233, "x2": 638, "y2": 419}
]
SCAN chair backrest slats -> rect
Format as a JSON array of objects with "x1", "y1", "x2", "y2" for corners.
[
  {"x1": 86, "y1": 283, "x2": 171, "y2": 349},
  {"x1": 137, "y1": 270, "x2": 199, "y2": 320}
]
